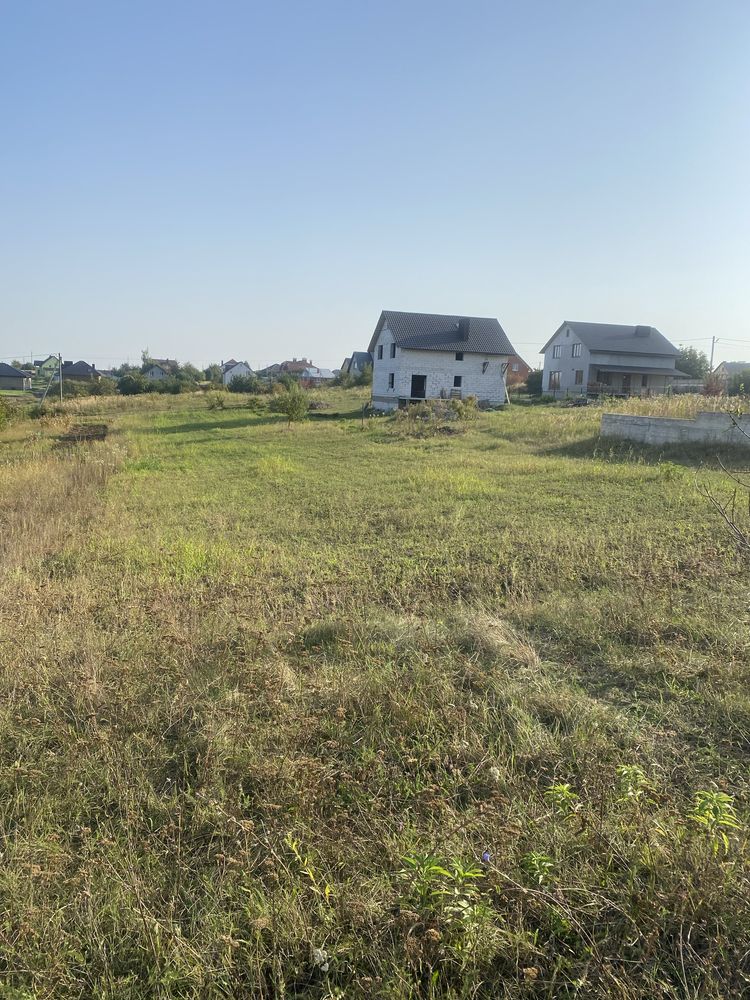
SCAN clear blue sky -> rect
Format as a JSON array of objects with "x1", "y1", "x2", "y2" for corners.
[{"x1": 2, "y1": 0, "x2": 749, "y2": 369}]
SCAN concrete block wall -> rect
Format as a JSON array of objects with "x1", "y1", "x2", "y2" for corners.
[{"x1": 601, "y1": 411, "x2": 750, "y2": 448}]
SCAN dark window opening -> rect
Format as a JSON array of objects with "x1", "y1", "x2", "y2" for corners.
[
  {"x1": 390, "y1": 343, "x2": 396, "y2": 358},
  {"x1": 574, "y1": 369, "x2": 583, "y2": 385},
  {"x1": 453, "y1": 375, "x2": 462, "y2": 388},
  {"x1": 641, "y1": 374, "x2": 648, "y2": 387},
  {"x1": 549, "y1": 371, "x2": 561, "y2": 390},
  {"x1": 410, "y1": 374, "x2": 426, "y2": 399},
  {"x1": 455, "y1": 352, "x2": 464, "y2": 361},
  {"x1": 377, "y1": 345, "x2": 383, "y2": 360},
  {"x1": 388, "y1": 373, "x2": 394, "y2": 389}
]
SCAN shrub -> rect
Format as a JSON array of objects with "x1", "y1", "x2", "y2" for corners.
[
  {"x1": 0, "y1": 397, "x2": 11, "y2": 429},
  {"x1": 526, "y1": 369, "x2": 543, "y2": 395},
  {"x1": 269, "y1": 384, "x2": 309, "y2": 426},
  {"x1": 207, "y1": 392, "x2": 226, "y2": 410},
  {"x1": 88, "y1": 377, "x2": 117, "y2": 396},
  {"x1": 227, "y1": 374, "x2": 260, "y2": 393},
  {"x1": 118, "y1": 373, "x2": 148, "y2": 395},
  {"x1": 702, "y1": 375, "x2": 723, "y2": 396}
]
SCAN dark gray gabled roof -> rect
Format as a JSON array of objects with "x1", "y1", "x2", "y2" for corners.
[
  {"x1": 350, "y1": 351, "x2": 372, "y2": 369},
  {"x1": 0, "y1": 362, "x2": 26, "y2": 377},
  {"x1": 368, "y1": 310, "x2": 515, "y2": 356},
  {"x1": 542, "y1": 321, "x2": 679, "y2": 357},
  {"x1": 62, "y1": 360, "x2": 96, "y2": 376}
]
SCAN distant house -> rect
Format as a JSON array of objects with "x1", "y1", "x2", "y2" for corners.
[
  {"x1": 61, "y1": 360, "x2": 98, "y2": 381},
  {"x1": 713, "y1": 361, "x2": 750, "y2": 386},
  {"x1": 35, "y1": 355, "x2": 60, "y2": 378},
  {"x1": 341, "y1": 351, "x2": 372, "y2": 377},
  {"x1": 300, "y1": 366, "x2": 335, "y2": 388},
  {"x1": 506, "y1": 354, "x2": 533, "y2": 386},
  {"x1": 144, "y1": 359, "x2": 178, "y2": 381},
  {"x1": 369, "y1": 309, "x2": 516, "y2": 411},
  {"x1": 0, "y1": 363, "x2": 31, "y2": 391},
  {"x1": 256, "y1": 363, "x2": 282, "y2": 378},
  {"x1": 278, "y1": 358, "x2": 314, "y2": 376},
  {"x1": 221, "y1": 360, "x2": 252, "y2": 385},
  {"x1": 540, "y1": 322, "x2": 690, "y2": 399}
]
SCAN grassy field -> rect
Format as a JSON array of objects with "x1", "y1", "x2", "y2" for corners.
[{"x1": 0, "y1": 390, "x2": 748, "y2": 998}]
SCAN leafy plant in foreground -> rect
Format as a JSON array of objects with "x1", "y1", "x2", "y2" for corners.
[{"x1": 689, "y1": 791, "x2": 741, "y2": 855}]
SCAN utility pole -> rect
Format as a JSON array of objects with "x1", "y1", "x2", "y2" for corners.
[
  {"x1": 59, "y1": 353, "x2": 63, "y2": 403},
  {"x1": 709, "y1": 336, "x2": 718, "y2": 372}
]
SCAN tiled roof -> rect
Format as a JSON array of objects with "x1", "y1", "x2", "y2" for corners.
[
  {"x1": 543, "y1": 322, "x2": 679, "y2": 357},
  {"x1": 368, "y1": 310, "x2": 515, "y2": 356},
  {"x1": 350, "y1": 351, "x2": 372, "y2": 369},
  {"x1": 0, "y1": 362, "x2": 26, "y2": 377},
  {"x1": 62, "y1": 361, "x2": 95, "y2": 376}
]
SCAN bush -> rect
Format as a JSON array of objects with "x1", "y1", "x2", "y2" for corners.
[
  {"x1": 88, "y1": 377, "x2": 117, "y2": 396},
  {"x1": 269, "y1": 385, "x2": 309, "y2": 426},
  {"x1": 207, "y1": 392, "x2": 226, "y2": 410},
  {"x1": 526, "y1": 370, "x2": 543, "y2": 395},
  {"x1": 118, "y1": 373, "x2": 148, "y2": 395},
  {"x1": 227, "y1": 374, "x2": 260, "y2": 393},
  {"x1": 0, "y1": 397, "x2": 11, "y2": 429}
]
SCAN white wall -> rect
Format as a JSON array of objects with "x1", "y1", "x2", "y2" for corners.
[
  {"x1": 371, "y1": 325, "x2": 508, "y2": 410},
  {"x1": 222, "y1": 362, "x2": 251, "y2": 385}
]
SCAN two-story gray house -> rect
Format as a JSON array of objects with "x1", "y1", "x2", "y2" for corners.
[
  {"x1": 541, "y1": 321, "x2": 689, "y2": 399},
  {"x1": 368, "y1": 310, "x2": 516, "y2": 411}
]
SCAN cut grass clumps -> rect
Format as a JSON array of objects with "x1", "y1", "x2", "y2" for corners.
[{"x1": 449, "y1": 609, "x2": 540, "y2": 669}]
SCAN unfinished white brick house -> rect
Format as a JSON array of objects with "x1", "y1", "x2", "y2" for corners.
[{"x1": 368, "y1": 310, "x2": 516, "y2": 411}]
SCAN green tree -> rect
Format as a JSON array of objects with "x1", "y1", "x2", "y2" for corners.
[
  {"x1": 112, "y1": 362, "x2": 138, "y2": 377},
  {"x1": 526, "y1": 369, "x2": 543, "y2": 395},
  {"x1": 354, "y1": 363, "x2": 373, "y2": 387},
  {"x1": 118, "y1": 373, "x2": 147, "y2": 395},
  {"x1": 676, "y1": 346, "x2": 709, "y2": 378},
  {"x1": 227, "y1": 373, "x2": 260, "y2": 393},
  {"x1": 179, "y1": 363, "x2": 202, "y2": 382},
  {"x1": 270, "y1": 384, "x2": 309, "y2": 426},
  {"x1": 204, "y1": 363, "x2": 223, "y2": 384}
]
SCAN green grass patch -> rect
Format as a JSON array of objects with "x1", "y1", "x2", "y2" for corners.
[{"x1": 0, "y1": 390, "x2": 748, "y2": 997}]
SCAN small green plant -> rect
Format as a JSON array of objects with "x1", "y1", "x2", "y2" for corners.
[
  {"x1": 616, "y1": 764, "x2": 654, "y2": 803},
  {"x1": 207, "y1": 392, "x2": 226, "y2": 410},
  {"x1": 520, "y1": 851, "x2": 555, "y2": 886},
  {"x1": 545, "y1": 783, "x2": 579, "y2": 816},
  {"x1": 689, "y1": 791, "x2": 741, "y2": 855},
  {"x1": 284, "y1": 833, "x2": 335, "y2": 902}
]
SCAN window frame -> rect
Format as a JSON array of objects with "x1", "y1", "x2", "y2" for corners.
[
  {"x1": 388, "y1": 372, "x2": 394, "y2": 389},
  {"x1": 574, "y1": 369, "x2": 583, "y2": 385},
  {"x1": 377, "y1": 345, "x2": 383, "y2": 360},
  {"x1": 548, "y1": 371, "x2": 561, "y2": 390},
  {"x1": 552, "y1": 344, "x2": 562, "y2": 359},
  {"x1": 390, "y1": 343, "x2": 396, "y2": 359},
  {"x1": 572, "y1": 343, "x2": 582, "y2": 358},
  {"x1": 455, "y1": 352, "x2": 464, "y2": 361},
  {"x1": 453, "y1": 375, "x2": 462, "y2": 388}
]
